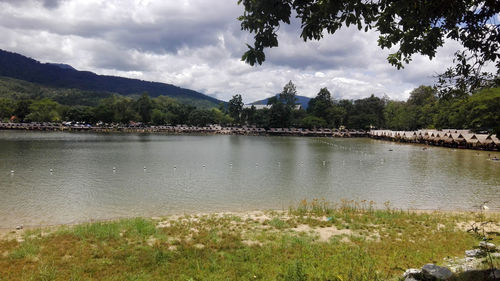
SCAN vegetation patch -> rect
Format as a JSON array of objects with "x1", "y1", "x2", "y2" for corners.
[{"x1": 0, "y1": 201, "x2": 498, "y2": 280}]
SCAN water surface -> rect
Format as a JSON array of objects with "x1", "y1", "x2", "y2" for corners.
[{"x1": 0, "y1": 131, "x2": 499, "y2": 227}]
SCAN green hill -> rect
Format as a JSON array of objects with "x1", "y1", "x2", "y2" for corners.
[{"x1": 0, "y1": 49, "x2": 222, "y2": 108}]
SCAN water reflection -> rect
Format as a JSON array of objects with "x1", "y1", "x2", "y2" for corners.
[{"x1": 0, "y1": 131, "x2": 499, "y2": 228}]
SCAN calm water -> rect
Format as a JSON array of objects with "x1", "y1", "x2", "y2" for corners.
[{"x1": 0, "y1": 131, "x2": 499, "y2": 228}]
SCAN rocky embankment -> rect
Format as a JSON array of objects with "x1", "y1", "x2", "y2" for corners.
[{"x1": 402, "y1": 241, "x2": 500, "y2": 281}]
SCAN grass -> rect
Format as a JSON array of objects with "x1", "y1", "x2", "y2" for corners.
[{"x1": 0, "y1": 201, "x2": 498, "y2": 281}]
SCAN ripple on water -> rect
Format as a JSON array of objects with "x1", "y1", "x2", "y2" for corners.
[{"x1": 0, "y1": 132, "x2": 499, "y2": 227}]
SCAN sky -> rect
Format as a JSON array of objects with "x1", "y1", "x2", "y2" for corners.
[{"x1": 0, "y1": 0, "x2": 469, "y2": 103}]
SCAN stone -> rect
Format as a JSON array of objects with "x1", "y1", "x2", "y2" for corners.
[
  {"x1": 479, "y1": 241, "x2": 496, "y2": 251},
  {"x1": 422, "y1": 264, "x2": 453, "y2": 280},
  {"x1": 15, "y1": 225, "x2": 23, "y2": 230},
  {"x1": 403, "y1": 268, "x2": 422, "y2": 278},
  {"x1": 405, "y1": 278, "x2": 419, "y2": 281},
  {"x1": 465, "y1": 249, "x2": 484, "y2": 257},
  {"x1": 489, "y1": 269, "x2": 500, "y2": 281}
]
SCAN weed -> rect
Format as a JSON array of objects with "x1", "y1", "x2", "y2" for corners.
[
  {"x1": 283, "y1": 261, "x2": 307, "y2": 281},
  {"x1": 73, "y1": 221, "x2": 121, "y2": 240},
  {"x1": 37, "y1": 262, "x2": 57, "y2": 281},
  {"x1": 9, "y1": 240, "x2": 39, "y2": 259},
  {"x1": 269, "y1": 218, "x2": 291, "y2": 229}
]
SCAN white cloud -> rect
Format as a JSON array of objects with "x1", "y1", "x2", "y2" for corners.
[{"x1": 0, "y1": 0, "x2": 471, "y2": 103}]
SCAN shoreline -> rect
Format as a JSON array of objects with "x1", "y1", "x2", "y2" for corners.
[
  {"x1": 1, "y1": 122, "x2": 499, "y2": 151},
  {"x1": 2, "y1": 207, "x2": 499, "y2": 234}
]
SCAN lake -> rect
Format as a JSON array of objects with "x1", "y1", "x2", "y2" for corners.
[{"x1": 0, "y1": 131, "x2": 499, "y2": 228}]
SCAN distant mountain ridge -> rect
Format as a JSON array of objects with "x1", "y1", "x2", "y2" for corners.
[
  {"x1": 250, "y1": 94, "x2": 311, "y2": 109},
  {"x1": 0, "y1": 49, "x2": 222, "y2": 105}
]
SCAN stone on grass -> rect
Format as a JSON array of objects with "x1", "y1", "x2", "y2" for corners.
[
  {"x1": 422, "y1": 264, "x2": 453, "y2": 280},
  {"x1": 465, "y1": 249, "x2": 484, "y2": 257},
  {"x1": 479, "y1": 241, "x2": 496, "y2": 251},
  {"x1": 405, "y1": 277, "x2": 419, "y2": 281},
  {"x1": 403, "y1": 268, "x2": 422, "y2": 278}
]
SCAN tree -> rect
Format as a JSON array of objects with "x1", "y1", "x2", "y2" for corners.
[
  {"x1": 241, "y1": 105, "x2": 257, "y2": 125},
  {"x1": 407, "y1": 86, "x2": 437, "y2": 107},
  {"x1": 135, "y1": 92, "x2": 153, "y2": 123},
  {"x1": 347, "y1": 95, "x2": 385, "y2": 129},
  {"x1": 0, "y1": 98, "x2": 15, "y2": 120},
  {"x1": 151, "y1": 109, "x2": 167, "y2": 125},
  {"x1": 14, "y1": 99, "x2": 32, "y2": 121},
  {"x1": 228, "y1": 94, "x2": 244, "y2": 124},
  {"x1": 25, "y1": 98, "x2": 61, "y2": 122},
  {"x1": 269, "y1": 101, "x2": 291, "y2": 128},
  {"x1": 279, "y1": 80, "x2": 298, "y2": 107},
  {"x1": 211, "y1": 108, "x2": 233, "y2": 126},
  {"x1": 301, "y1": 115, "x2": 327, "y2": 129},
  {"x1": 238, "y1": 0, "x2": 500, "y2": 90},
  {"x1": 63, "y1": 106, "x2": 94, "y2": 123},
  {"x1": 188, "y1": 109, "x2": 215, "y2": 126},
  {"x1": 308, "y1": 88, "x2": 333, "y2": 119}
]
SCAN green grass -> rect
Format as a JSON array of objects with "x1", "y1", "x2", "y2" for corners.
[
  {"x1": 0, "y1": 201, "x2": 498, "y2": 281},
  {"x1": 8, "y1": 239, "x2": 39, "y2": 260}
]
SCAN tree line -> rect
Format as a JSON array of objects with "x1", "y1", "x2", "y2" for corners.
[{"x1": 0, "y1": 81, "x2": 498, "y2": 136}]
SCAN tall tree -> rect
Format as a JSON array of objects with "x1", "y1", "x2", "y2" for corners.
[
  {"x1": 228, "y1": 94, "x2": 244, "y2": 124},
  {"x1": 308, "y1": 87, "x2": 333, "y2": 119},
  {"x1": 279, "y1": 80, "x2": 298, "y2": 107}
]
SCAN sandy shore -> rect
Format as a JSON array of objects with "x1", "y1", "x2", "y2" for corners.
[{"x1": 2, "y1": 208, "x2": 499, "y2": 242}]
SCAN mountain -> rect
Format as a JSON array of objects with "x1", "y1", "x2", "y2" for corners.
[
  {"x1": 250, "y1": 94, "x2": 311, "y2": 109},
  {"x1": 0, "y1": 49, "x2": 222, "y2": 106},
  {"x1": 47, "y1": 63, "x2": 76, "y2": 70}
]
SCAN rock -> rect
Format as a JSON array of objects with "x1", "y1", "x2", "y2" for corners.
[
  {"x1": 489, "y1": 269, "x2": 500, "y2": 281},
  {"x1": 492, "y1": 253, "x2": 500, "y2": 258},
  {"x1": 465, "y1": 249, "x2": 484, "y2": 257},
  {"x1": 479, "y1": 241, "x2": 496, "y2": 251},
  {"x1": 405, "y1": 278, "x2": 419, "y2": 281},
  {"x1": 403, "y1": 268, "x2": 422, "y2": 279},
  {"x1": 422, "y1": 264, "x2": 453, "y2": 280},
  {"x1": 15, "y1": 225, "x2": 23, "y2": 230}
]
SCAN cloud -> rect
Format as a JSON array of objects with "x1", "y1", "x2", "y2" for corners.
[
  {"x1": 0, "y1": 0, "x2": 65, "y2": 9},
  {"x1": 0, "y1": 0, "x2": 469, "y2": 103}
]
